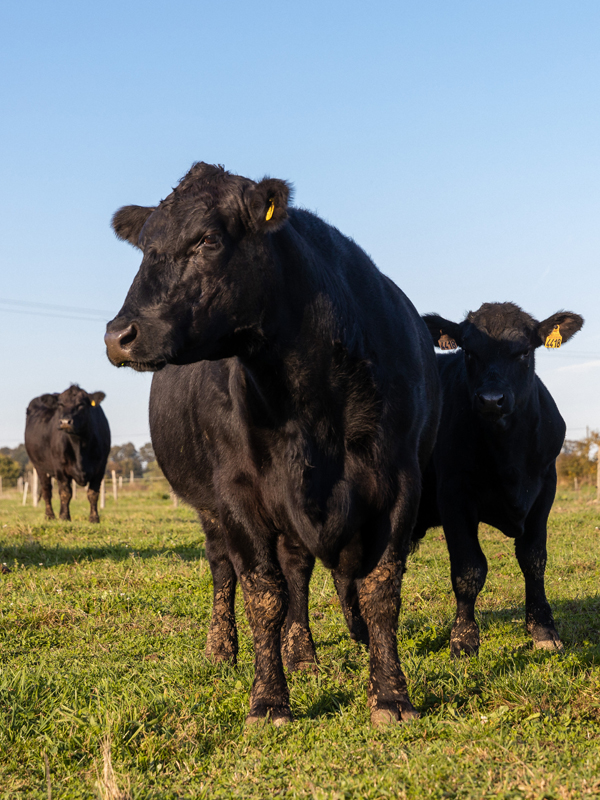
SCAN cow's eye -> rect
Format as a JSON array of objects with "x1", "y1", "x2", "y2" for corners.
[
  {"x1": 200, "y1": 233, "x2": 220, "y2": 247},
  {"x1": 517, "y1": 351, "x2": 530, "y2": 362}
]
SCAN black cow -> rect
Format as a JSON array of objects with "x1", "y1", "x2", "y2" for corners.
[
  {"x1": 24, "y1": 385, "x2": 111, "y2": 523},
  {"x1": 413, "y1": 302, "x2": 583, "y2": 656},
  {"x1": 105, "y1": 162, "x2": 440, "y2": 725}
]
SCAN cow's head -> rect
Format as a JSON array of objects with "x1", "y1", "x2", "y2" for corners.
[
  {"x1": 423, "y1": 303, "x2": 583, "y2": 426},
  {"x1": 40, "y1": 385, "x2": 105, "y2": 436},
  {"x1": 105, "y1": 162, "x2": 291, "y2": 370}
]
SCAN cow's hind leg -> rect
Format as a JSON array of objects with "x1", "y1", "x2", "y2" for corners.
[
  {"x1": 87, "y1": 477, "x2": 102, "y2": 523},
  {"x1": 40, "y1": 473, "x2": 55, "y2": 520},
  {"x1": 358, "y1": 557, "x2": 418, "y2": 725},
  {"x1": 333, "y1": 570, "x2": 369, "y2": 648},
  {"x1": 57, "y1": 478, "x2": 72, "y2": 521},
  {"x1": 202, "y1": 515, "x2": 239, "y2": 664},
  {"x1": 444, "y1": 514, "x2": 487, "y2": 657},
  {"x1": 516, "y1": 480, "x2": 562, "y2": 651},
  {"x1": 278, "y1": 535, "x2": 318, "y2": 672}
]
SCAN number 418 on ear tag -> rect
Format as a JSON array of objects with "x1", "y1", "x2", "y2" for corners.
[{"x1": 544, "y1": 325, "x2": 562, "y2": 349}]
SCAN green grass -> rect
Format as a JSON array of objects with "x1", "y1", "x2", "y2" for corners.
[{"x1": 0, "y1": 482, "x2": 599, "y2": 798}]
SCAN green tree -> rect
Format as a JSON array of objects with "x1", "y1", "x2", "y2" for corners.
[
  {"x1": 557, "y1": 430, "x2": 600, "y2": 484},
  {"x1": 106, "y1": 442, "x2": 143, "y2": 478},
  {"x1": 0, "y1": 454, "x2": 21, "y2": 487}
]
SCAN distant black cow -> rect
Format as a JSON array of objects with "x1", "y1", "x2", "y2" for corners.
[
  {"x1": 413, "y1": 302, "x2": 583, "y2": 656},
  {"x1": 105, "y1": 162, "x2": 440, "y2": 725},
  {"x1": 25, "y1": 385, "x2": 111, "y2": 523}
]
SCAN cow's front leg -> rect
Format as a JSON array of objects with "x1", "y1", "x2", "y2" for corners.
[
  {"x1": 239, "y1": 569, "x2": 291, "y2": 726},
  {"x1": 57, "y1": 478, "x2": 72, "y2": 521},
  {"x1": 443, "y1": 513, "x2": 487, "y2": 657},
  {"x1": 202, "y1": 515, "x2": 239, "y2": 664},
  {"x1": 358, "y1": 559, "x2": 418, "y2": 725},
  {"x1": 40, "y1": 473, "x2": 55, "y2": 520},
  {"x1": 516, "y1": 483, "x2": 562, "y2": 651},
  {"x1": 278, "y1": 535, "x2": 317, "y2": 672}
]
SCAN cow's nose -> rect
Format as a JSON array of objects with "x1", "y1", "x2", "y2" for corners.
[
  {"x1": 105, "y1": 324, "x2": 138, "y2": 365},
  {"x1": 59, "y1": 418, "x2": 73, "y2": 430},
  {"x1": 475, "y1": 392, "x2": 505, "y2": 413}
]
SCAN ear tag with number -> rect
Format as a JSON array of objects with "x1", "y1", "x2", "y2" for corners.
[
  {"x1": 91, "y1": 400, "x2": 96, "y2": 406},
  {"x1": 438, "y1": 332, "x2": 457, "y2": 350},
  {"x1": 265, "y1": 199, "x2": 275, "y2": 221},
  {"x1": 544, "y1": 324, "x2": 562, "y2": 349}
]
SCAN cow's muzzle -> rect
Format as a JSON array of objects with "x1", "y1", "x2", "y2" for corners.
[
  {"x1": 59, "y1": 419, "x2": 75, "y2": 432},
  {"x1": 105, "y1": 323, "x2": 139, "y2": 366},
  {"x1": 474, "y1": 390, "x2": 513, "y2": 420}
]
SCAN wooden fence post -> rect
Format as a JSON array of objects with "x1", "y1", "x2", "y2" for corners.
[
  {"x1": 17, "y1": 476, "x2": 23, "y2": 492},
  {"x1": 130, "y1": 470, "x2": 134, "y2": 485},
  {"x1": 22, "y1": 481, "x2": 29, "y2": 505},
  {"x1": 112, "y1": 470, "x2": 118, "y2": 502},
  {"x1": 170, "y1": 489, "x2": 179, "y2": 508},
  {"x1": 100, "y1": 479, "x2": 105, "y2": 509},
  {"x1": 32, "y1": 469, "x2": 39, "y2": 507},
  {"x1": 118, "y1": 475, "x2": 123, "y2": 490}
]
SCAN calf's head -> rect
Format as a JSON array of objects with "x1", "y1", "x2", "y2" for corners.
[
  {"x1": 105, "y1": 162, "x2": 291, "y2": 371},
  {"x1": 423, "y1": 302, "x2": 583, "y2": 425},
  {"x1": 40, "y1": 385, "x2": 105, "y2": 436}
]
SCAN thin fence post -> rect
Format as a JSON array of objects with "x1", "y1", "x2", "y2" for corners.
[
  {"x1": 130, "y1": 470, "x2": 134, "y2": 485},
  {"x1": 72, "y1": 480, "x2": 77, "y2": 499},
  {"x1": 22, "y1": 481, "x2": 29, "y2": 505},
  {"x1": 17, "y1": 476, "x2": 23, "y2": 492},
  {"x1": 170, "y1": 489, "x2": 178, "y2": 508},
  {"x1": 32, "y1": 469, "x2": 39, "y2": 507},
  {"x1": 118, "y1": 475, "x2": 123, "y2": 490},
  {"x1": 100, "y1": 479, "x2": 105, "y2": 509},
  {"x1": 112, "y1": 470, "x2": 118, "y2": 502},
  {"x1": 574, "y1": 476, "x2": 579, "y2": 492}
]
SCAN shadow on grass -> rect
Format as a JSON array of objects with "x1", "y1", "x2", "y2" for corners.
[{"x1": 0, "y1": 540, "x2": 207, "y2": 567}]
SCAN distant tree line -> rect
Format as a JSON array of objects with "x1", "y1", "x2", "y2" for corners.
[
  {"x1": 0, "y1": 442, "x2": 162, "y2": 486},
  {"x1": 556, "y1": 430, "x2": 600, "y2": 485}
]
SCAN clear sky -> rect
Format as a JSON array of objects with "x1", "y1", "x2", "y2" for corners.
[{"x1": 1, "y1": 0, "x2": 599, "y2": 449}]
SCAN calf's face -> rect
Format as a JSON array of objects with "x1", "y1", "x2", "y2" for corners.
[
  {"x1": 105, "y1": 162, "x2": 290, "y2": 371},
  {"x1": 423, "y1": 303, "x2": 583, "y2": 425}
]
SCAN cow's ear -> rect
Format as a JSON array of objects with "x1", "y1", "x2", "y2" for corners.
[
  {"x1": 535, "y1": 311, "x2": 584, "y2": 348},
  {"x1": 422, "y1": 314, "x2": 463, "y2": 350},
  {"x1": 88, "y1": 392, "x2": 106, "y2": 406},
  {"x1": 40, "y1": 394, "x2": 59, "y2": 408},
  {"x1": 112, "y1": 205, "x2": 156, "y2": 249},
  {"x1": 245, "y1": 178, "x2": 292, "y2": 233}
]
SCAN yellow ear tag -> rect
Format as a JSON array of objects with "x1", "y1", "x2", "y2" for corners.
[
  {"x1": 544, "y1": 324, "x2": 562, "y2": 349},
  {"x1": 91, "y1": 400, "x2": 96, "y2": 406},
  {"x1": 438, "y1": 332, "x2": 458, "y2": 350},
  {"x1": 265, "y1": 199, "x2": 275, "y2": 222}
]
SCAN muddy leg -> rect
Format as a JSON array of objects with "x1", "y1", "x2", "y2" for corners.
[
  {"x1": 278, "y1": 535, "x2": 318, "y2": 672},
  {"x1": 444, "y1": 516, "x2": 487, "y2": 657},
  {"x1": 57, "y1": 477, "x2": 72, "y2": 521},
  {"x1": 516, "y1": 479, "x2": 562, "y2": 651},
  {"x1": 87, "y1": 478, "x2": 101, "y2": 523},
  {"x1": 358, "y1": 559, "x2": 418, "y2": 725},
  {"x1": 203, "y1": 516, "x2": 238, "y2": 664},
  {"x1": 239, "y1": 569, "x2": 291, "y2": 725},
  {"x1": 40, "y1": 473, "x2": 55, "y2": 520}
]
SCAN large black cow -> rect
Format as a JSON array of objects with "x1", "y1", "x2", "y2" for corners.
[
  {"x1": 413, "y1": 302, "x2": 583, "y2": 656},
  {"x1": 105, "y1": 162, "x2": 440, "y2": 725},
  {"x1": 24, "y1": 385, "x2": 111, "y2": 523}
]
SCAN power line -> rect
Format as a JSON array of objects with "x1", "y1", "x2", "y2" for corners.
[{"x1": 0, "y1": 297, "x2": 114, "y2": 322}]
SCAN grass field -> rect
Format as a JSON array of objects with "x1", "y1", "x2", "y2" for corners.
[{"x1": 0, "y1": 482, "x2": 599, "y2": 799}]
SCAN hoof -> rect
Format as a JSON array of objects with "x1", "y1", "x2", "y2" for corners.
[
  {"x1": 371, "y1": 702, "x2": 419, "y2": 726},
  {"x1": 246, "y1": 708, "x2": 292, "y2": 727},
  {"x1": 534, "y1": 638, "x2": 564, "y2": 652}
]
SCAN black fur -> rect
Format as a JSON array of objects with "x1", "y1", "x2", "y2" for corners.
[
  {"x1": 414, "y1": 302, "x2": 584, "y2": 656},
  {"x1": 105, "y1": 162, "x2": 440, "y2": 724},
  {"x1": 24, "y1": 385, "x2": 111, "y2": 523}
]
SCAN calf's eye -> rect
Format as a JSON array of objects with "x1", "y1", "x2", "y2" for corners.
[{"x1": 200, "y1": 234, "x2": 220, "y2": 247}]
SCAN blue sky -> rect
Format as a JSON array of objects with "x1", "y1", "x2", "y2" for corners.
[{"x1": 1, "y1": 0, "x2": 599, "y2": 448}]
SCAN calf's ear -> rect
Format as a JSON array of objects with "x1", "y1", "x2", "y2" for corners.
[
  {"x1": 88, "y1": 392, "x2": 106, "y2": 406},
  {"x1": 112, "y1": 205, "x2": 156, "y2": 249},
  {"x1": 245, "y1": 178, "x2": 292, "y2": 234},
  {"x1": 40, "y1": 394, "x2": 59, "y2": 408},
  {"x1": 535, "y1": 312, "x2": 584, "y2": 347},
  {"x1": 422, "y1": 314, "x2": 463, "y2": 350}
]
